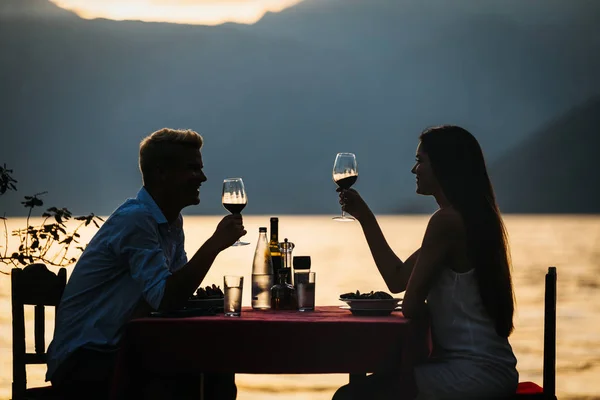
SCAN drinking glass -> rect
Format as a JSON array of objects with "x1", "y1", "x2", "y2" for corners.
[
  {"x1": 222, "y1": 177, "x2": 250, "y2": 246},
  {"x1": 224, "y1": 275, "x2": 244, "y2": 317},
  {"x1": 295, "y1": 272, "x2": 316, "y2": 312},
  {"x1": 332, "y1": 153, "x2": 358, "y2": 221}
]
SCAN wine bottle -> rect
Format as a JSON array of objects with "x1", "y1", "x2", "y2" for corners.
[
  {"x1": 251, "y1": 227, "x2": 274, "y2": 310},
  {"x1": 269, "y1": 217, "x2": 281, "y2": 257}
]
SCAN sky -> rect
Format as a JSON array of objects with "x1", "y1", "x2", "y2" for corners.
[{"x1": 49, "y1": 0, "x2": 303, "y2": 25}]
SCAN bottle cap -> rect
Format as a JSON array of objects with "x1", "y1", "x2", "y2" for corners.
[
  {"x1": 259, "y1": 227, "x2": 267, "y2": 232},
  {"x1": 270, "y1": 217, "x2": 279, "y2": 222},
  {"x1": 293, "y1": 256, "x2": 311, "y2": 270}
]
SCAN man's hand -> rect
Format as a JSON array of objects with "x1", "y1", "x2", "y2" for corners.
[{"x1": 211, "y1": 214, "x2": 247, "y2": 251}]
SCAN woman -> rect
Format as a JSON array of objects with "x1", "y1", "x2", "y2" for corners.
[{"x1": 333, "y1": 125, "x2": 518, "y2": 400}]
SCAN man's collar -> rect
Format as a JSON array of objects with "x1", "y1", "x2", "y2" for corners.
[{"x1": 136, "y1": 187, "x2": 168, "y2": 225}]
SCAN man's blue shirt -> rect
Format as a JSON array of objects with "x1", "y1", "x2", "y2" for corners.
[{"x1": 46, "y1": 187, "x2": 187, "y2": 381}]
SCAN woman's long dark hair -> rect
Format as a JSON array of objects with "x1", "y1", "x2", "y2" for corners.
[{"x1": 419, "y1": 125, "x2": 515, "y2": 338}]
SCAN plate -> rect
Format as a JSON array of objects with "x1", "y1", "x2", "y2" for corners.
[
  {"x1": 339, "y1": 298, "x2": 402, "y2": 311},
  {"x1": 186, "y1": 298, "x2": 224, "y2": 313}
]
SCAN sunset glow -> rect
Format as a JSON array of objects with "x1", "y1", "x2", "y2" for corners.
[{"x1": 49, "y1": 0, "x2": 302, "y2": 25}]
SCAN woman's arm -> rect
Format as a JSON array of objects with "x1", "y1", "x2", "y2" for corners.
[
  {"x1": 359, "y1": 212, "x2": 420, "y2": 293},
  {"x1": 402, "y1": 208, "x2": 460, "y2": 318},
  {"x1": 340, "y1": 188, "x2": 420, "y2": 293}
]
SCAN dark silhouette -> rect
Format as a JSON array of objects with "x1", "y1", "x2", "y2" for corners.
[
  {"x1": 418, "y1": 126, "x2": 515, "y2": 338},
  {"x1": 46, "y1": 128, "x2": 245, "y2": 400},
  {"x1": 333, "y1": 126, "x2": 518, "y2": 399}
]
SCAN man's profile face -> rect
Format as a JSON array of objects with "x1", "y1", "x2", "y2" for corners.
[{"x1": 162, "y1": 147, "x2": 207, "y2": 209}]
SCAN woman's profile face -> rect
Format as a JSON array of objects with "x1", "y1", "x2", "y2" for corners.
[{"x1": 411, "y1": 142, "x2": 438, "y2": 196}]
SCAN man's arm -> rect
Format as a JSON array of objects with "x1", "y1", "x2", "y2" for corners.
[
  {"x1": 158, "y1": 236, "x2": 220, "y2": 311},
  {"x1": 158, "y1": 214, "x2": 245, "y2": 311},
  {"x1": 121, "y1": 211, "x2": 245, "y2": 312}
]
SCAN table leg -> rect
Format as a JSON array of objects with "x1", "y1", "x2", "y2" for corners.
[{"x1": 349, "y1": 373, "x2": 367, "y2": 384}]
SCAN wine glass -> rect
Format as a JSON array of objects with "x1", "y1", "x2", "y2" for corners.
[
  {"x1": 222, "y1": 177, "x2": 250, "y2": 246},
  {"x1": 332, "y1": 152, "x2": 358, "y2": 222}
]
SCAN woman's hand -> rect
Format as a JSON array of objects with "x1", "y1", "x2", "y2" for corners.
[{"x1": 337, "y1": 188, "x2": 372, "y2": 222}]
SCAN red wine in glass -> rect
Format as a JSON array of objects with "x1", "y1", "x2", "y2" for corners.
[
  {"x1": 332, "y1": 153, "x2": 358, "y2": 221},
  {"x1": 222, "y1": 178, "x2": 250, "y2": 246},
  {"x1": 334, "y1": 175, "x2": 357, "y2": 190},
  {"x1": 223, "y1": 203, "x2": 246, "y2": 215}
]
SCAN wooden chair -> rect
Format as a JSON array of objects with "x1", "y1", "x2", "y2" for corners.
[
  {"x1": 11, "y1": 263, "x2": 66, "y2": 400},
  {"x1": 514, "y1": 266, "x2": 557, "y2": 399}
]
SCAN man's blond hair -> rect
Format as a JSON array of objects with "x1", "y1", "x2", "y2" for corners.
[{"x1": 139, "y1": 128, "x2": 203, "y2": 184}]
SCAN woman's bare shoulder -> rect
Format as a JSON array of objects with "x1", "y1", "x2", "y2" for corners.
[{"x1": 428, "y1": 207, "x2": 465, "y2": 235}]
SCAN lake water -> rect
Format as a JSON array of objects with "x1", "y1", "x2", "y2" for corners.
[{"x1": 1, "y1": 215, "x2": 599, "y2": 400}]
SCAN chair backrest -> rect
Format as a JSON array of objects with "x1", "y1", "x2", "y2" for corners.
[
  {"x1": 11, "y1": 263, "x2": 66, "y2": 400},
  {"x1": 543, "y1": 266, "x2": 557, "y2": 398}
]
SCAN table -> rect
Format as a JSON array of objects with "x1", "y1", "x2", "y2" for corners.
[{"x1": 111, "y1": 306, "x2": 430, "y2": 398}]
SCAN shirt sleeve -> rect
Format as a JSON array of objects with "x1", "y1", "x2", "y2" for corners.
[
  {"x1": 171, "y1": 214, "x2": 188, "y2": 272},
  {"x1": 112, "y1": 210, "x2": 172, "y2": 310}
]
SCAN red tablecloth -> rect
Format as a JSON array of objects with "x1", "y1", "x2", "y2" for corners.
[{"x1": 111, "y1": 306, "x2": 430, "y2": 398}]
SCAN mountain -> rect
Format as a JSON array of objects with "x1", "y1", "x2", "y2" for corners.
[
  {"x1": 0, "y1": 0, "x2": 78, "y2": 19},
  {"x1": 490, "y1": 96, "x2": 600, "y2": 213},
  {"x1": 1, "y1": 0, "x2": 599, "y2": 216}
]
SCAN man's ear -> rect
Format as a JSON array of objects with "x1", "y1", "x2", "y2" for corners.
[{"x1": 155, "y1": 164, "x2": 169, "y2": 183}]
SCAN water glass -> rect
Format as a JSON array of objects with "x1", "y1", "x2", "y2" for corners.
[
  {"x1": 224, "y1": 275, "x2": 244, "y2": 317},
  {"x1": 295, "y1": 272, "x2": 316, "y2": 312}
]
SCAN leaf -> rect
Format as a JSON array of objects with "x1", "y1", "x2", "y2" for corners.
[
  {"x1": 31, "y1": 240, "x2": 39, "y2": 250},
  {"x1": 93, "y1": 220, "x2": 100, "y2": 228},
  {"x1": 59, "y1": 237, "x2": 73, "y2": 245},
  {"x1": 42, "y1": 212, "x2": 51, "y2": 217},
  {"x1": 0, "y1": 216, "x2": 5, "y2": 220}
]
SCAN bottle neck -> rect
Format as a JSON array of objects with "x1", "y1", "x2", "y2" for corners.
[
  {"x1": 277, "y1": 271, "x2": 287, "y2": 284},
  {"x1": 270, "y1": 223, "x2": 278, "y2": 242}
]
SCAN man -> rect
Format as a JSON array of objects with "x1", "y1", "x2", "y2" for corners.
[{"x1": 46, "y1": 128, "x2": 246, "y2": 399}]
